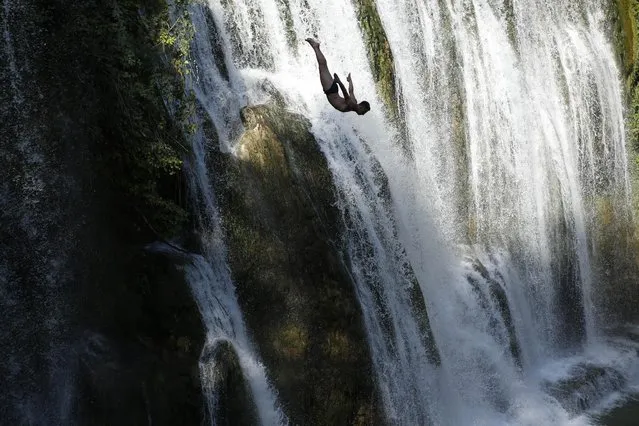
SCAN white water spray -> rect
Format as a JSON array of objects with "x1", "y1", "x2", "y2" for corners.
[{"x1": 188, "y1": 0, "x2": 637, "y2": 424}]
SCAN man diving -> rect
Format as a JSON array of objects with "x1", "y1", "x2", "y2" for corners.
[{"x1": 306, "y1": 38, "x2": 371, "y2": 115}]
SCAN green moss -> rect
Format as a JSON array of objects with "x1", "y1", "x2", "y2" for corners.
[
  {"x1": 324, "y1": 331, "x2": 353, "y2": 360},
  {"x1": 615, "y1": 0, "x2": 637, "y2": 75},
  {"x1": 502, "y1": 0, "x2": 517, "y2": 48},
  {"x1": 613, "y1": 0, "x2": 639, "y2": 146},
  {"x1": 273, "y1": 324, "x2": 309, "y2": 359},
  {"x1": 2, "y1": 1, "x2": 203, "y2": 423},
  {"x1": 352, "y1": 0, "x2": 398, "y2": 120},
  {"x1": 590, "y1": 194, "x2": 639, "y2": 322}
]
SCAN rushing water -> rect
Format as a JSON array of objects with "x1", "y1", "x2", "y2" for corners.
[
  {"x1": 179, "y1": 122, "x2": 286, "y2": 424},
  {"x1": 189, "y1": 0, "x2": 633, "y2": 424}
]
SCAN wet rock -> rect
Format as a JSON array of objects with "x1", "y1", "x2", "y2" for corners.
[
  {"x1": 76, "y1": 251, "x2": 205, "y2": 426},
  {"x1": 591, "y1": 392, "x2": 639, "y2": 426},
  {"x1": 1, "y1": 0, "x2": 204, "y2": 424},
  {"x1": 200, "y1": 341, "x2": 259, "y2": 426},
  {"x1": 467, "y1": 258, "x2": 522, "y2": 369},
  {"x1": 215, "y1": 103, "x2": 382, "y2": 424},
  {"x1": 543, "y1": 363, "x2": 627, "y2": 414}
]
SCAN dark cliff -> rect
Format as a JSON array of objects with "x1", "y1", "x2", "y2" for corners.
[{"x1": 1, "y1": 0, "x2": 204, "y2": 424}]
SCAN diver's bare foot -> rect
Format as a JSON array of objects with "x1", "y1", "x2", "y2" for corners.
[{"x1": 305, "y1": 37, "x2": 319, "y2": 48}]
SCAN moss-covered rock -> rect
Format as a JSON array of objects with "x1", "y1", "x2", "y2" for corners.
[
  {"x1": 613, "y1": 0, "x2": 639, "y2": 167},
  {"x1": 600, "y1": 1, "x2": 639, "y2": 323},
  {"x1": 352, "y1": 0, "x2": 398, "y2": 120},
  {"x1": 214, "y1": 103, "x2": 382, "y2": 424},
  {"x1": 589, "y1": 195, "x2": 639, "y2": 323},
  {"x1": 613, "y1": 0, "x2": 638, "y2": 77}
]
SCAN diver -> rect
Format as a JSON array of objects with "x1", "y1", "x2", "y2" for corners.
[{"x1": 306, "y1": 38, "x2": 371, "y2": 115}]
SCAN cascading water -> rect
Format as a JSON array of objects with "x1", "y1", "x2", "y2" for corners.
[
  {"x1": 188, "y1": 0, "x2": 637, "y2": 424},
  {"x1": 177, "y1": 116, "x2": 286, "y2": 424}
]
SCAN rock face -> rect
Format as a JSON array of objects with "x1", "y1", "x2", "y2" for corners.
[
  {"x1": 467, "y1": 259, "x2": 522, "y2": 368},
  {"x1": 352, "y1": 0, "x2": 397, "y2": 119},
  {"x1": 215, "y1": 104, "x2": 381, "y2": 424},
  {"x1": 543, "y1": 363, "x2": 626, "y2": 414},
  {"x1": 0, "y1": 0, "x2": 204, "y2": 424},
  {"x1": 76, "y1": 252, "x2": 205, "y2": 425},
  {"x1": 601, "y1": 1, "x2": 639, "y2": 324}
]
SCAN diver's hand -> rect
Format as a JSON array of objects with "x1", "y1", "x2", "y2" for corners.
[
  {"x1": 333, "y1": 73, "x2": 341, "y2": 82},
  {"x1": 347, "y1": 73, "x2": 352, "y2": 83}
]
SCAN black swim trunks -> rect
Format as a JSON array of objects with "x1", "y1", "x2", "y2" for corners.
[{"x1": 324, "y1": 80, "x2": 339, "y2": 95}]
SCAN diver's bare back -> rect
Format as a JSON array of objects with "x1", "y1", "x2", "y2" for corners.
[{"x1": 306, "y1": 38, "x2": 370, "y2": 115}]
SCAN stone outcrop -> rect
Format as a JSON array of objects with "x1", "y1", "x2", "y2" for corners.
[
  {"x1": 598, "y1": 1, "x2": 639, "y2": 324},
  {"x1": 200, "y1": 341, "x2": 259, "y2": 425},
  {"x1": 543, "y1": 363, "x2": 626, "y2": 414},
  {"x1": 214, "y1": 104, "x2": 382, "y2": 425}
]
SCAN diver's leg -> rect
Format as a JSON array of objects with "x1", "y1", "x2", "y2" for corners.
[{"x1": 306, "y1": 38, "x2": 333, "y2": 91}]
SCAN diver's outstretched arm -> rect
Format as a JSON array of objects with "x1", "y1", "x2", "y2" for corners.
[
  {"x1": 334, "y1": 73, "x2": 350, "y2": 99},
  {"x1": 347, "y1": 73, "x2": 355, "y2": 98}
]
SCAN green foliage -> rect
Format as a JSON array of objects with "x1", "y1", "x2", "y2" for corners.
[{"x1": 77, "y1": 0, "x2": 196, "y2": 239}]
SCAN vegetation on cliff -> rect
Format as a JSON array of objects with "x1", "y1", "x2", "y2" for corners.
[
  {"x1": 352, "y1": 0, "x2": 398, "y2": 120},
  {"x1": 87, "y1": 0, "x2": 195, "y2": 239},
  {"x1": 79, "y1": 1, "x2": 206, "y2": 423}
]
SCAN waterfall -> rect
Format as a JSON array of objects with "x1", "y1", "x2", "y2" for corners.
[
  {"x1": 180, "y1": 120, "x2": 286, "y2": 424},
  {"x1": 188, "y1": 0, "x2": 637, "y2": 424}
]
